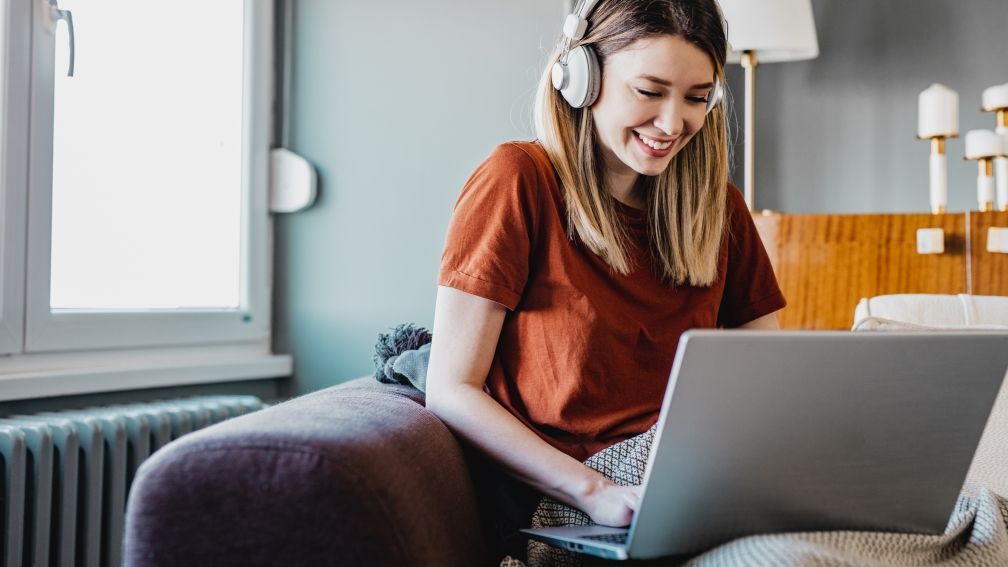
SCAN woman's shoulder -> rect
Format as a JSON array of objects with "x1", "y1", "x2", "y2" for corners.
[
  {"x1": 456, "y1": 141, "x2": 561, "y2": 218},
  {"x1": 464, "y1": 140, "x2": 561, "y2": 207},
  {"x1": 723, "y1": 182, "x2": 745, "y2": 211},
  {"x1": 483, "y1": 140, "x2": 554, "y2": 176},
  {"x1": 722, "y1": 183, "x2": 752, "y2": 226}
]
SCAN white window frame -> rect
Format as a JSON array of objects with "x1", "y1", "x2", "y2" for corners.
[
  {"x1": 0, "y1": 0, "x2": 29, "y2": 355},
  {"x1": 0, "y1": 0, "x2": 291, "y2": 400},
  {"x1": 26, "y1": 0, "x2": 272, "y2": 352}
]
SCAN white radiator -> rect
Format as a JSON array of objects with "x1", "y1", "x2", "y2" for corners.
[{"x1": 0, "y1": 395, "x2": 265, "y2": 567}]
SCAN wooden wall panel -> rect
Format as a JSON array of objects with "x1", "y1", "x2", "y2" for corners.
[
  {"x1": 752, "y1": 213, "x2": 967, "y2": 330},
  {"x1": 970, "y1": 211, "x2": 1008, "y2": 296}
]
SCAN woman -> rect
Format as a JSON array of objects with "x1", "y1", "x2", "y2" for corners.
[{"x1": 426, "y1": 0, "x2": 785, "y2": 563}]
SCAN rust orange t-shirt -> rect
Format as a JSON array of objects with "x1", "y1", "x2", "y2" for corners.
[{"x1": 438, "y1": 141, "x2": 786, "y2": 461}]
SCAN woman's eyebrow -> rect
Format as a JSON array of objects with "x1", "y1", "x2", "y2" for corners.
[
  {"x1": 636, "y1": 74, "x2": 671, "y2": 85},
  {"x1": 635, "y1": 74, "x2": 714, "y2": 90}
]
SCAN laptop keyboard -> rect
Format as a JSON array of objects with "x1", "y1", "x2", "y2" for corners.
[{"x1": 580, "y1": 532, "x2": 628, "y2": 544}]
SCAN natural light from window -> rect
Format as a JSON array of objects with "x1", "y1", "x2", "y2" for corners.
[{"x1": 49, "y1": 0, "x2": 244, "y2": 310}]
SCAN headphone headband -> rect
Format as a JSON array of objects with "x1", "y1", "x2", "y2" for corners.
[{"x1": 559, "y1": 0, "x2": 603, "y2": 63}]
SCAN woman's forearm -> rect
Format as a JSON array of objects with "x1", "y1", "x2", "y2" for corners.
[{"x1": 426, "y1": 383, "x2": 608, "y2": 511}]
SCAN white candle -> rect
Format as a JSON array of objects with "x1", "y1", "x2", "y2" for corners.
[
  {"x1": 981, "y1": 82, "x2": 1008, "y2": 112},
  {"x1": 965, "y1": 129, "x2": 1002, "y2": 160},
  {"x1": 997, "y1": 134, "x2": 1008, "y2": 211},
  {"x1": 918, "y1": 83, "x2": 959, "y2": 139},
  {"x1": 929, "y1": 151, "x2": 947, "y2": 214}
]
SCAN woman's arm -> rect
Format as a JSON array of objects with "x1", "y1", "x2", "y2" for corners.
[
  {"x1": 425, "y1": 286, "x2": 640, "y2": 527},
  {"x1": 738, "y1": 311, "x2": 780, "y2": 330}
]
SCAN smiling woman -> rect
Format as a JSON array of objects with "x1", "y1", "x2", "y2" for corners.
[{"x1": 423, "y1": 0, "x2": 784, "y2": 564}]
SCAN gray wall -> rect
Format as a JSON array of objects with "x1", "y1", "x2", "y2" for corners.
[
  {"x1": 276, "y1": 0, "x2": 1008, "y2": 394},
  {"x1": 275, "y1": 0, "x2": 564, "y2": 394},
  {"x1": 726, "y1": 0, "x2": 1008, "y2": 213}
]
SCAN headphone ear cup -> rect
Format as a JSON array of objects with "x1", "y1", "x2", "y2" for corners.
[
  {"x1": 558, "y1": 45, "x2": 601, "y2": 108},
  {"x1": 706, "y1": 78, "x2": 724, "y2": 114}
]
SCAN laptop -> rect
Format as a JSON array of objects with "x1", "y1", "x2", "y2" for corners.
[{"x1": 522, "y1": 330, "x2": 1008, "y2": 560}]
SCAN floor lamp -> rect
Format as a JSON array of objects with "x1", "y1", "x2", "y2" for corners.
[{"x1": 718, "y1": 0, "x2": 819, "y2": 211}]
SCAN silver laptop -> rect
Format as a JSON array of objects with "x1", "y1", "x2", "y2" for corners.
[{"x1": 522, "y1": 330, "x2": 1008, "y2": 560}]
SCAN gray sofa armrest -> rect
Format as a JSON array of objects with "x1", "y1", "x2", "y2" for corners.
[{"x1": 124, "y1": 377, "x2": 486, "y2": 567}]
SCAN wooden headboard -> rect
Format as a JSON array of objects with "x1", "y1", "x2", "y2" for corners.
[{"x1": 751, "y1": 211, "x2": 1008, "y2": 330}]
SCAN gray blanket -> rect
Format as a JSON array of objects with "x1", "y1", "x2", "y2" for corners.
[{"x1": 527, "y1": 422, "x2": 1008, "y2": 566}]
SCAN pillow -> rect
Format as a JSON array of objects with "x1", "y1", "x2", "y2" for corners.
[
  {"x1": 852, "y1": 316, "x2": 1008, "y2": 332},
  {"x1": 852, "y1": 294, "x2": 1008, "y2": 331}
]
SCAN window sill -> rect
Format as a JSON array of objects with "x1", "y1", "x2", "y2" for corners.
[{"x1": 0, "y1": 345, "x2": 292, "y2": 401}]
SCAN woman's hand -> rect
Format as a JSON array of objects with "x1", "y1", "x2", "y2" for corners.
[{"x1": 579, "y1": 478, "x2": 643, "y2": 527}]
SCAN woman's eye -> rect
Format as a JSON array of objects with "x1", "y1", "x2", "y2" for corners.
[
  {"x1": 635, "y1": 88, "x2": 660, "y2": 98},
  {"x1": 687, "y1": 95, "x2": 710, "y2": 104}
]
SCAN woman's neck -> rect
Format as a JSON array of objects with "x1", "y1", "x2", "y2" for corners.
[{"x1": 606, "y1": 168, "x2": 644, "y2": 210}]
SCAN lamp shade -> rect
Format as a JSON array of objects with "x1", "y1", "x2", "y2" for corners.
[{"x1": 719, "y1": 0, "x2": 819, "y2": 63}]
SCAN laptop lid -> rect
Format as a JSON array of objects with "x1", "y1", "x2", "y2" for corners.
[{"x1": 624, "y1": 330, "x2": 1008, "y2": 559}]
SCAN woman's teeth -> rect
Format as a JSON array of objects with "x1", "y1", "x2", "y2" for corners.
[{"x1": 636, "y1": 132, "x2": 673, "y2": 150}]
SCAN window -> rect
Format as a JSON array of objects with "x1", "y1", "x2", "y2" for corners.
[{"x1": 0, "y1": 0, "x2": 289, "y2": 398}]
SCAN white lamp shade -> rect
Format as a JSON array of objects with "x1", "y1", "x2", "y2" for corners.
[{"x1": 719, "y1": 0, "x2": 820, "y2": 63}]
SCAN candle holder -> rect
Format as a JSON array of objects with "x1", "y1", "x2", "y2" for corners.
[
  {"x1": 918, "y1": 84, "x2": 959, "y2": 216},
  {"x1": 981, "y1": 83, "x2": 1008, "y2": 212},
  {"x1": 964, "y1": 130, "x2": 1006, "y2": 213}
]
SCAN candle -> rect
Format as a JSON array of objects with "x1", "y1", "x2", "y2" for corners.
[
  {"x1": 918, "y1": 83, "x2": 959, "y2": 139},
  {"x1": 981, "y1": 82, "x2": 1008, "y2": 114}
]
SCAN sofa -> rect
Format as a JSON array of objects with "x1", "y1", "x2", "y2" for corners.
[
  {"x1": 124, "y1": 294, "x2": 1008, "y2": 566},
  {"x1": 123, "y1": 378, "x2": 490, "y2": 566}
]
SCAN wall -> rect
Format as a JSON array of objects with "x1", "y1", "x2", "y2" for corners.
[
  {"x1": 275, "y1": 0, "x2": 564, "y2": 393},
  {"x1": 277, "y1": 0, "x2": 1008, "y2": 394}
]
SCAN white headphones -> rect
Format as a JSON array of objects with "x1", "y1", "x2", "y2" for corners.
[{"x1": 551, "y1": 0, "x2": 725, "y2": 112}]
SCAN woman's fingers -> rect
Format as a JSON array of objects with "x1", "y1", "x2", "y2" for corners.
[{"x1": 622, "y1": 487, "x2": 642, "y2": 510}]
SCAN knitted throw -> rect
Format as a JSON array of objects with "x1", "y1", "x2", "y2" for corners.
[{"x1": 526, "y1": 424, "x2": 1008, "y2": 566}]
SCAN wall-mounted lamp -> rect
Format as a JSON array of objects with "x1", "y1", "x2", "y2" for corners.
[
  {"x1": 915, "y1": 84, "x2": 958, "y2": 255},
  {"x1": 917, "y1": 84, "x2": 959, "y2": 215},
  {"x1": 981, "y1": 83, "x2": 1008, "y2": 212},
  {"x1": 718, "y1": 0, "x2": 819, "y2": 211}
]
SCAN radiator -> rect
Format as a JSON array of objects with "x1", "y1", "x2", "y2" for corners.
[{"x1": 0, "y1": 395, "x2": 265, "y2": 567}]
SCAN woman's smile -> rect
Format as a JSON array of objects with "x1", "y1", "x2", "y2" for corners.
[{"x1": 633, "y1": 130, "x2": 677, "y2": 157}]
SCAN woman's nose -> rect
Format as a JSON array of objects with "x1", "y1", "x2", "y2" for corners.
[{"x1": 653, "y1": 101, "x2": 689, "y2": 137}]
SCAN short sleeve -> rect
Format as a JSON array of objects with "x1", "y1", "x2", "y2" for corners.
[
  {"x1": 438, "y1": 143, "x2": 542, "y2": 310},
  {"x1": 717, "y1": 186, "x2": 787, "y2": 327}
]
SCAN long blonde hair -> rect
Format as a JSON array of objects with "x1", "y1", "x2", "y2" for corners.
[{"x1": 533, "y1": 0, "x2": 729, "y2": 286}]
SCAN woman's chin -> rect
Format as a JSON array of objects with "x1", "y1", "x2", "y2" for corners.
[{"x1": 631, "y1": 159, "x2": 673, "y2": 177}]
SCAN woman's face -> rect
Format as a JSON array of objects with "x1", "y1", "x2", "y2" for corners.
[{"x1": 590, "y1": 34, "x2": 716, "y2": 180}]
